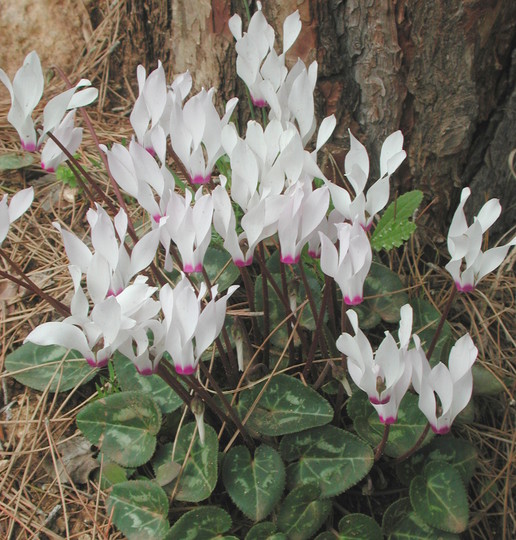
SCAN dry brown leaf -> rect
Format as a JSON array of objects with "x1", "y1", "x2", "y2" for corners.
[{"x1": 43, "y1": 435, "x2": 99, "y2": 484}]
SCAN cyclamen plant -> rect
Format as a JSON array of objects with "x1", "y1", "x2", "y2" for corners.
[{"x1": 2, "y1": 3, "x2": 515, "y2": 539}]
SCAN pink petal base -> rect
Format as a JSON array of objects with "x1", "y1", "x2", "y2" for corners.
[
  {"x1": 175, "y1": 364, "x2": 197, "y2": 375},
  {"x1": 183, "y1": 263, "x2": 203, "y2": 273},
  {"x1": 153, "y1": 213, "x2": 163, "y2": 223},
  {"x1": 370, "y1": 395, "x2": 390, "y2": 405},
  {"x1": 308, "y1": 250, "x2": 320, "y2": 259},
  {"x1": 21, "y1": 140, "x2": 37, "y2": 152},
  {"x1": 431, "y1": 424, "x2": 451, "y2": 435},
  {"x1": 379, "y1": 415, "x2": 397, "y2": 425},
  {"x1": 41, "y1": 162, "x2": 55, "y2": 173},
  {"x1": 145, "y1": 147, "x2": 156, "y2": 157},
  {"x1": 251, "y1": 97, "x2": 268, "y2": 108},
  {"x1": 344, "y1": 295, "x2": 363, "y2": 306},
  {"x1": 280, "y1": 254, "x2": 300, "y2": 265},
  {"x1": 235, "y1": 257, "x2": 253, "y2": 267},
  {"x1": 107, "y1": 287, "x2": 124, "y2": 297},
  {"x1": 136, "y1": 366, "x2": 156, "y2": 376},
  {"x1": 86, "y1": 357, "x2": 109, "y2": 369},
  {"x1": 455, "y1": 282, "x2": 475, "y2": 293},
  {"x1": 190, "y1": 174, "x2": 211, "y2": 185}
]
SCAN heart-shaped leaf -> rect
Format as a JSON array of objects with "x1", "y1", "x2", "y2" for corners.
[
  {"x1": 337, "y1": 514, "x2": 382, "y2": 539},
  {"x1": 0, "y1": 153, "x2": 35, "y2": 170},
  {"x1": 245, "y1": 522, "x2": 288, "y2": 540},
  {"x1": 5, "y1": 342, "x2": 96, "y2": 392},
  {"x1": 382, "y1": 497, "x2": 459, "y2": 539},
  {"x1": 472, "y1": 364, "x2": 505, "y2": 395},
  {"x1": 280, "y1": 425, "x2": 374, "y2": 497},
  {"x1": 162, "y1": 422, "x2": 218, "y2": 502},
  {"x1": 77, "y1": 391, "x2": 161, "y2": 467},
  {"x1": 410, "y1": 461, "x2": 469, "y2": 533},
  {"x1": 353, "y1": 262, "x2": 409, "y2": 329},
  {"x1": 113, "y1": 352, "x2": 184, "y2": 414},
  {"x1": 223, "y1": 444, "x2": 285, "y2": 521},
  {"x1": 277, "y1": 484, "x2": 331, "y2": 540},
  {"x1": 237, "y1": 374, "x2": 333, "y2": 436},
  {"x1": 166, "y1": 507, "x2": 232, "y2": 539},
  {"x1": 107, "y1": 480, "x2": 170, "y2": 540},
  {"x1": 348, "y1": 391, "x2": 433, "y2": 458}
]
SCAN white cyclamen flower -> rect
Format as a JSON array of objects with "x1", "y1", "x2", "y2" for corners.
[
  {"x1": 445, "y1": 187, "x2": 516, "y2": 292},
  {"x1": 411, "y1": 333, "x2": 478, "y2": 434},
  {"x1": 0, "y1": 187, "x2": 34, "y2": 246},
  {"x1": 327, "y1": 130, "x2": 406, "y2": 229},
  {"x1": 160, "y1": 276, "x2": 238, "y2": 375},
  {"x1": 319, "y1": 220, "x2": 372, "y2": 305},
  {"x1": 336, "y1": 305, "x2": 413, "y2": 425}
]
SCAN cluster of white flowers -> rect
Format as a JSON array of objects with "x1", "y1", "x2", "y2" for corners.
[
  {"x1": 0, "y1": 4, "x2": 514, "y2": 402},
  {"x1": 337, "y1": 305, "x2": 478, "y2": 434}
]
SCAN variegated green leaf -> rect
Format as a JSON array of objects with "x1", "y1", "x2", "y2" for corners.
[
  {"x1": 5, "y1": 342, "x2": 96, "y2": 392},
  {"x1": 245, "y1": 522, "x2": 288, "y2": 540},
  {"x1": 382, "y1": 498, "x2": 459, "y2": 539},
  {"x1": 113, "y1": 352, "x2": 184, "y2": 414},
  {"x1": 166, "y1": 507, "x2": 232, "y2": 539},
  {"x1": 77, "y1": 391, "x2": 161, "y2": 467},
  {"x1": 336, "y1": 514, "x2": 382, "y2": 539},
  {"x1": 237, "y1": 374, "x2": 333, "y2": 436},
  {"x1": 280, "y1": 425, "x2": 374, "y2": 497},
  {"x1": 163, "y1": 422, "x2": 218, "y2": 502},
  {"x1": 410, "y1": 462, "x2": 469, "y2": 533},
  {"x1": 348, "y1": 391, "x2": 433, "y2": 458},
  {"x1": 277, "y1": 484, "x2": 331, "y2": 540},
  {"x1": 223, "y1": 445, "x2": 285, "y2": 521},
  {"x1": 107, "y1": 480, "x2": 169, "y2": 540}
]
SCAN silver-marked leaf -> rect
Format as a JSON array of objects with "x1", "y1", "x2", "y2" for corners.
[
  {"x1": 223, "y1": 444, "x2": 285, "y2": 521},
  {"x1": 277, "y1": 484, "x2": 331, "y2": 540},
  {"x1": 0, "y1": 153, "x2": 35, "y2": 170},
  {"x1": 107, "y1": 480, "x2": 169, "y2": 540},
  {"x1": 280, "y1": 425, "x2": 374, "y2": 497},
  {"x1": 245, "y1": 522, "x2": 288, "y2": 540},
  {"x1": 76, "y1": 391, "x2": 161, "y2": 467},
  {"x1": 337, "y1": 514, "x2": 382, "y2": 539},
  {"x1": 165, "y1": 422, "x2": 218, "y2": 502},
  {"x1": 353, "y1": 262, "x2": 409, "y2": 329},
  {"x1": 348, "y1": 391, "x2": 433, "y2": 458},
  {"x1": 5, "y1": 342, "x2": 96, "y2": 392},
  {"x1": 166, "y1": 507, "x2": 232, "y2": 539},
  {"x1": 113, "y1": 352, "x2": 184, "y2": 414},
  {"x1": 237, "y1": 374, "x2": 333, "y2": 436},
  {"x1": 410, "y1": 461, "x2": 469, "y2": 534},
  {"x1": 382, "y1": 498, "x2": 459, "y2": 539}
]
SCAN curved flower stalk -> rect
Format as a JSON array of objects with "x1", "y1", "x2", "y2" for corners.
[
  {"x1": 229, "y1": 2, "x2": 301, "y2": 108},
  {"x1": 411, "y1": 333, "x2": 478, "y2": 434},
  {"x1": 277, "y1": 181, "x2": 330, "y2": 264},
  {"x1": 169, "y1": 87, "x2": 238, "y2": 184},
  {"x1": 319, "y1": 220, "x2": 372, "y2": 305},
  {"x1": 164, "y1": 188, "x2": 213, "y2": 273},
  {"x1": 160, "y1": 276, "x2": 238, "y2": 375},
  {"x1": 26, "y1": 270, "x2": 159, "y2": 368},
  {"x1": 327, "y1": 130, "x2": 406, "y2": 229},
  {"x1": 0, "y1": 187, "x2": 34, "y2": 246},
  {"x1": 337, "y1": 306, "x2": 414, "y2": 425},
  {"x1": 445, "y1": 187, "x2": 516, "y2": 292}
]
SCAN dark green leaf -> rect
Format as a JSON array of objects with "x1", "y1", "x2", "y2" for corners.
[{"x1": 166, "y1": 507, "x2": 232, "y2": 540}]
